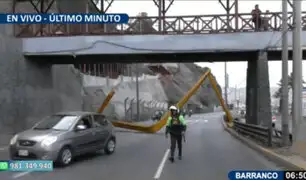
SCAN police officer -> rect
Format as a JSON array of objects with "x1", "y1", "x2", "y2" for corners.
[{"x1": 165, "y1": 105, "x2": 187, "y2": 163}]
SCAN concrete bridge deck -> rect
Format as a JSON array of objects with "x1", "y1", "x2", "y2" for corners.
[{"x1": 23, "y1": 31, "x2": 306, "y2": 58}]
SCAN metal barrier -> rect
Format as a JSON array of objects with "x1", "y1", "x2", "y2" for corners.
[
  {"x1": 233, "y1": 120, "x2": 272, "y2": 147},
  {"x1": 13, "y1": 11, "x2": 306, "y2": 37}
]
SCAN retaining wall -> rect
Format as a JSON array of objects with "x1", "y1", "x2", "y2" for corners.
[
  {"x1": 82, "y1": 74, "x2": 168, "y2": 120},
  {"x1": 0, "y1": 25, "x2": 83, "y2": 143}
]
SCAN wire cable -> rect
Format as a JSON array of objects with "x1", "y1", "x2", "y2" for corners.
[
  {"x1": 25, "y1": 28, "x2": 293, "y2": 56},
  {"x1": 264, "y1": 26, "x2": 291, "y2": 50},
  {"x1": 24, "y1": 38, "x2": 258, "y2": 56}
]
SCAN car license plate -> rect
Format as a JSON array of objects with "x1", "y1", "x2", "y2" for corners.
[{"x1": 18, "y1": 150, "x2": 29, "y2": 156}]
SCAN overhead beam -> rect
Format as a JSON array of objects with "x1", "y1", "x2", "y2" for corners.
[
  {"x1": 152, "y1": 0, "x2": 174, "y2": 13},
  {"x1": 287, "y1": 0, "x2": 293, "y2": 9},
  {"x1": 218, "y1": 0, "x2": 238, "y2": 31},
  {"x1": 14, "y1": 0, "x2": 56, "y2": 13},
  {"x1": 89, "y1": 0, "x2": 114, "y2": 13},
  {"x1": 153, "y1": 0, "x2": 175, "y2": 32}
]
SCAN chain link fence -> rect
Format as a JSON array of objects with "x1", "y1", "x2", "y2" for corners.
[
  {"x1": 123, "y1": 97, "x2": 168, "y2": 121},
  {"x1": 80, "y1": 65, "x2": 169, "y2": 122}
]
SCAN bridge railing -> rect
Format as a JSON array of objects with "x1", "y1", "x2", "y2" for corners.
[{"x1": 14, "y1": 11, "x2": 306, "y2": 37}]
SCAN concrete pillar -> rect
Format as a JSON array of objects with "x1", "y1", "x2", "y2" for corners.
[
  {"x1": 246, "y1": 51, "x2": 272, "y2": 126},
  {"x1": 246, "y1": 58, "x2": 258, "y2": 124},
  {"x1": 256, "y1": 51, "x2": 272, "y2": 127}
]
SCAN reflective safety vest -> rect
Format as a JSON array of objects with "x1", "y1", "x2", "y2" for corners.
[
  {"x1": 167, "y1": 115, "x2": 186, "y2": 126},
  {"x1": 166, "y1": 115, "x2": 186, "y2": 134},
  {"x1": 170, "y1": 116, "x2": 181, "y2": 125}
]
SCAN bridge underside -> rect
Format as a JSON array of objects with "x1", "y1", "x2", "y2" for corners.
[{"x1": 26, "y1": 50, "x2": 305, "y2": 64}]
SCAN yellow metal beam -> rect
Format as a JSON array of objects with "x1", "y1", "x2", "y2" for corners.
[
  {"x1": 97, "y1": 88, "x2": 115, "y2": 113},
  {"x1": 97, "y1": 69, "x2": 233, "y2": 132},
  {"x1": 109, "y1": 70, "x2": 211, "y2": 133},
  {"x1": 207, "y1": 73, "x2": 233, "y2": 127}
]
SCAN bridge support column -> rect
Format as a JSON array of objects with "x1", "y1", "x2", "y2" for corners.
[
  {"x1": 246, "y1": 51, "x2": 272, "y2": 126},
  {"x1": 246, "y1": 58, "x2": 257, "y2": 124},
  {"x1": 0, "y1": 25, "x2": 83, "y2": 138}
]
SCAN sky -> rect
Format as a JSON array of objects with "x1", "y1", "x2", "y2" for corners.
[{"x1": 103, "y1": 0, "x2": 306, "y2": 88}]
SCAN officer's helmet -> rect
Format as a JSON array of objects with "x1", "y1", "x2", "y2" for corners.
[
  {"x1": 169, "y1": 106, "x2": 177, "y2": 111},
  {"x1": 169, "y1": 106, "x2": 178, "y2": 114}
]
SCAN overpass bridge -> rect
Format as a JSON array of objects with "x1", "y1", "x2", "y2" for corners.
[
  {"x1": 0, "y1": 0, "x2": 304, "y2": 179},
  {"x1": 19, "y1": 11, "x2": 306, "y2": 62},
  {"x1": 16, "y1": 10, "x2": 306, "y2": 128}
]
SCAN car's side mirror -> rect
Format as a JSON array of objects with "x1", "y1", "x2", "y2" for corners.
[
  {"x1": 76, "y1": 125, "x2": 86, "y2": 131},
  {"x1": 101, "y1": 119, "x2": 108, "y2": 126}
]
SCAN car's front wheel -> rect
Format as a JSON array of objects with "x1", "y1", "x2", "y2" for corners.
[
  {"x1": 57, "y1": 146, "x2": 73, "y2": 166},
  {"x1": 104, "y1": 138, "x2": 116, "y2": 155}
]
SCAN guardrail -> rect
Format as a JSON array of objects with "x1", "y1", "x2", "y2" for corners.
[
  {"x1": 14, "y1": 11, "x2": 306, "y2": 37},
  {"x1": 233, "y1": 120, "x2": 272, "y2": 147}
]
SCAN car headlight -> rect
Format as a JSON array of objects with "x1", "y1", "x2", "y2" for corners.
[
  {"x1": 41, "y1": 137, "x2": 57, "y2": 147},
  {"x1": 10, "y1": 135, "x2": 18, "y2": 145}
]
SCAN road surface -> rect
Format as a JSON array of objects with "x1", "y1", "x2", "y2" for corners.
[{"x1": 0, "y1": 112, "x2": 279, "y2": 180}]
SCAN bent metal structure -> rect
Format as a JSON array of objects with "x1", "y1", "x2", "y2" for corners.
[{"x1": 98, "y1": 69, "x2": 233, "y2": 133}]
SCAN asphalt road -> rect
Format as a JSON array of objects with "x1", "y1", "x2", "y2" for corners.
[{"x1": 0, "y1": 112, "x2": 279, "y2": 180}]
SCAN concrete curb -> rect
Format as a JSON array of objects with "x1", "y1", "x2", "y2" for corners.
[{"x1": 221, "y1": 120, "x2": 305, "y2": 170}]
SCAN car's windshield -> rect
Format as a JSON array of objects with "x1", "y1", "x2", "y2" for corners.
[{"x1": 33, "y1": 115, "x2": 78, "y2": 131}]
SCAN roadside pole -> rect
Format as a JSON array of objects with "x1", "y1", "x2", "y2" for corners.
[
  {"x1": 281, "y1": 0, "x2": 290, "y2": 146},
  {"x1": 224, "y1": 62, "x2": 228, "y2": 106},
  {"x1": 292, "y1": 0, "x2": 302, "y2": 143},
  {"x1": 136, "y1": 63, "x2": 140, "y2": 122}
]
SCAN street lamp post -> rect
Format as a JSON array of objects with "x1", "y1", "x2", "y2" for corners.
[
  {"x1": 135, "y1": 63, "x2": 140, "y2": 122},
  {"x1": 224, "y1": 62, "x2": 228, "y2": 106},
  {"x1": 292, "y1": 0, "x2": 303, "y2": 143},
  {"x1": 281, "y1": 0, "x2": 290, "y2": 146}
]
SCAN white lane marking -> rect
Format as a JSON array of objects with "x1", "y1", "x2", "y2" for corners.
[
  {"x1": 195, "y1": 120, "x2": 199, "y2": 123},
  {"x1": 204, "y1": 120, "x2": 208, "y2": 123},
  {"x1": 187, "y1": 121, "x2": 198, "y2": 125},
  {"x1": 153, "y1": 149, "x2": 170, "y2": 180},
  {"x1": 12, "y1": 172, "x2": 31, "y2": 179},
  {"x1": 0, "y1": 146, "x2": 7, "y2": 151}
]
